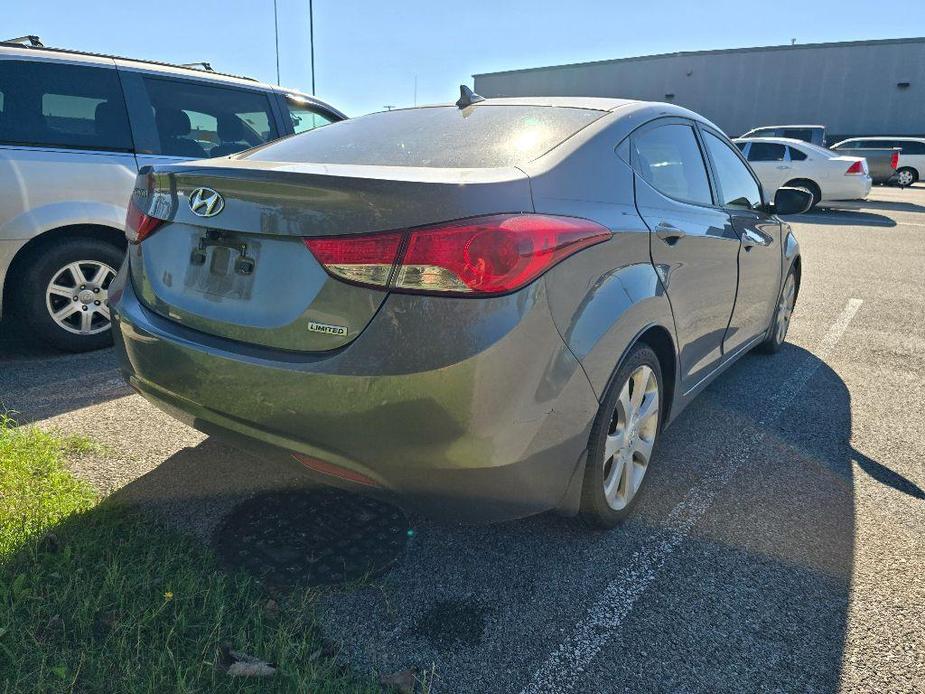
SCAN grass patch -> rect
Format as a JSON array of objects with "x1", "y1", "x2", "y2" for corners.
[{"x1": 0, "y1": 416, "x2": 377, "y2": 693}]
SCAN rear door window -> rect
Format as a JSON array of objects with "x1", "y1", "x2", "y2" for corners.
[
  {"x1": 0, "y1": 59, "x2": 132, "y2": 151},
  {"x1": 787, "y1": 146, "x2": 807, "y2": 161},
  {"x1": 747, "y1": 142, "x2": 787, "y2": 162},
  {"x1": 142, "y1": 77, "x2": 279, "y2": 158},
  {"x1": 632, "y1": 123, "x2": 713, "y2": 205},
  {"x1": 246, "y1": 105, "x2": 604, "y2": 168}
]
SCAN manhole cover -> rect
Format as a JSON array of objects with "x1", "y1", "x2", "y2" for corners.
[{"x1": 214, "y1": 489, "x2": 410, "y2": 587}]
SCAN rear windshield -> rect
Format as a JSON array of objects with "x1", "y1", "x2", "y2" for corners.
[{"x1": 244, "y1": 105, "x2": 604, "y2": 168}]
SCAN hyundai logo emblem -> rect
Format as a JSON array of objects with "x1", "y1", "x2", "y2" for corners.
[{"x1": 188, "y1": 187, "x2": 224, "y2": 217}]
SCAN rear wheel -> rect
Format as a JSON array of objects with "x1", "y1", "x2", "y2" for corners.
[
  {"x1": 19, "y1": 238, "x2": 123, "y2": 352},
  {"x1": 580, "y1": 344, "x2": 663, "y2": 528},
  {"x1": 895, "y1": 168, "x2": 917, "y2": 187},
  {"x1": 784, "y1": 178, "x2": 821, "y2": 208},
  {"x1": 758, "y1": 268, "x2": 797, "y2": 354}
]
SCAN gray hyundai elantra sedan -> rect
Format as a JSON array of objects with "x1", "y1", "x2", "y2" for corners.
[{"x1": 111, "y1": 92, "x2": 810, "y2": 527}]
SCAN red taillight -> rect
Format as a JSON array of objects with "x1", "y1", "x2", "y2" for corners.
[
  {"x1": 304, "y1": 214, "x2": 611, "y2": 296},
  {"x1": 125, "y1": 199, "x2": 164, "y2": 244},
  {"x1": 845, "y1": 160, "x2": 864, "y2": 175},
  {"x1": 304, "y1": 232, "x2": 403, "y2": 287},
  {"x1": 891, "y1": 151, "x2": 900, "y2": 170}
]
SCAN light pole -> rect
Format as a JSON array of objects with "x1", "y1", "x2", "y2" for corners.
[
  {"x1": 309, "y1": 0, "x2": 316, "y2": 95},
  {"x1": 273, "y1": 0, "x2": 280, "y2": 85}
]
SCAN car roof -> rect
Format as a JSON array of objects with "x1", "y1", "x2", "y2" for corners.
[
  {"x1": 745, "y1": 124, "x2": 825, "y2": 130},
  {"x1": 734, "y1": 137, "x2": 809, "y2": 145},
  {"x1": 388, "y1": 96, "x2": 642, "y2": 114},
  {"x1": 839, "y1": 136, "x2": 925, "y2": 142},
  {"x1": 0, "y1": 40, "x2": 344, "y2": 118}
]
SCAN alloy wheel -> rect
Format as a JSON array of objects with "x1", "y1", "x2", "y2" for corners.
[
  {"x1": 776, "y1": 273, "x2": 796, "y2": 344},
  {"x1": 44, "y1": 260, "x2": 116, "y2": 336},
  {"x1": 601, "y1": 364, "x2": 660, "y2": 511},
  {"x1": 897, "y1": 169, "x2": 915, "y2": 187}
]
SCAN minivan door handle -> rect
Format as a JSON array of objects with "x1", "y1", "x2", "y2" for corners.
[{"x1": 655, "y1": 222, "x2": 686, "y2": 245}]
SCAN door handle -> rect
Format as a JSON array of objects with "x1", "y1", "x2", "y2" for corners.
[
  {"x1": 741, "y1": 227, "x2": 764, "y2": 250},
  {"x1": 776, "y1": 165, "x2": 791, "y2": 170},
  {"x1": 655, "y1": 222, "x2": 686, "y2": 245}
]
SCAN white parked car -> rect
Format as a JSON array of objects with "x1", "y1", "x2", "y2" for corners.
[
  {"x1": 733, "y1": 137, "x2": 871, "y2": 208},
  {"x1": 831, "y1": 137, "x2": 925, "y2": 188}
]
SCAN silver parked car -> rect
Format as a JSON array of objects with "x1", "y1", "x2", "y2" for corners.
[
  {"x1": 0, "y1": 36, "x2": 344, "y2": 351},
  {"x1": 111, "y1": 92, "x2": 811, "y2": 527}
]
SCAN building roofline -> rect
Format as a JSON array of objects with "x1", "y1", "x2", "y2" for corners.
[{"x1": 472, "y1": 36, "x2": 925, "y2": 79}]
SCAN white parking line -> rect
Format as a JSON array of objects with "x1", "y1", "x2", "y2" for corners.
[{"x1": 520, "y1": 298, "x2": 864, "y2": 694}]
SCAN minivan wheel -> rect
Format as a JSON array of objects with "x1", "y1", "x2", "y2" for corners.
[
  {"x1": 580, "y1": 344, "x2": 662, "y2": 529},
  {"x1": 895, "y1": 168, "x2": 917, "y2": 187},
  {"x1": 758, "y1": 268, "x2": 797, "y2": 354},
  {"x1": 20, "y1": 238, "x2": 123, "y2": 352}
]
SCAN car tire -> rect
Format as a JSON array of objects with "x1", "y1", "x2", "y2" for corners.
[
  {"x1": 785, "y1": 179, "x2": 821, "y2": 208},
  {"x1": 895, "y1": 168, "x2": 917, "y2": 188},
  {"x1": 19, "y1": 237, "x2": 123, "y2": 352},
  {"x1": 579, "y1": 343, "x2": 663, "y2": 529},
  {"x1": 757, "y1": 267, "x2": 797, "y2": 354}
]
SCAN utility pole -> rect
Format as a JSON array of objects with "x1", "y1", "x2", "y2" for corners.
[
  {"x1": 309, "y1": 0, "x2": 316, "y2": 94},
  {"x1": 273, "y1": 0, "x2": 281, "y2": 85}
]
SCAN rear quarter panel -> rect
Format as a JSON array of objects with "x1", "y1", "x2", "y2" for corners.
[
  {"x1": 0, "y1": 146, "x2": 136, "y2": 312},
  {"x1": 522, "y1": 112, "x2": 678, "y2": 404}
]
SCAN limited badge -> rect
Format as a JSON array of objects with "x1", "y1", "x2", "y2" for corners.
[{"x1": 308, "y1": 321, "x2": 348, "y2": 337}]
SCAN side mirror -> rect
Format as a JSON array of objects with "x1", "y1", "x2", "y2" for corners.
[{"x1": 773, "y1": 186, "x2": 813, "y2": 216}]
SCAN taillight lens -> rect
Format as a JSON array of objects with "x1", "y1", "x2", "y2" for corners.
[
  {"x1": 304, "y1": 232, "x2": 403, "y2": 287},
  {"x1": 891, "y1": 151, "x2": 900, "y2": 170},
  {"x1": 304, "y1": 214, "x2": 611, "y2": 296},
  {"x1": 125, "y1": 199, "x2": 164, "y2": 244},
  {"x1": 845, "y1": 160, "x2": 865, "y2": 175}
]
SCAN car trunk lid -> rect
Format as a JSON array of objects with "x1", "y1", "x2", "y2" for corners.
[{"x1": 128, "y1": 159, "x2": 533, "y2": 351}]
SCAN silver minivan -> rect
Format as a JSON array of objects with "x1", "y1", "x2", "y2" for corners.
[{"x1": 0, "y1": 37, "x2": 344, "y2": 351}]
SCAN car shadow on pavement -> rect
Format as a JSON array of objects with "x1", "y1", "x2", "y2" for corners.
[
  {"x1": 836, "y1": 195, "x2": 925, "y2": 214},
  {"x1": 0, "y1": 319, "x2": 130, "y2": 422},
  {"x1": 76, "y1": 343, "x2": 921, "y2": 692},
  {"x1": 784, "y1": 209, "x2": 897, "y2": 226}
]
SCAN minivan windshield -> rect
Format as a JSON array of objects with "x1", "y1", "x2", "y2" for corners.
[{"x1": 244, "y1": 105, "x2": 605, "y2": 168}]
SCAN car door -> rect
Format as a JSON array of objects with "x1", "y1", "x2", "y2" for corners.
[
  {"x1": 745, "y1": 141, "x2": 790, "y2": 195},
  {"x1": 117, "y1": 69, "x2": 283, "y2": 170},
  {"x1": 631, "y1": 118, "x2": 740, "y2": 391},
  {"x1": 699, "y1": 127, "x2": 781, "y2": 354},
  {"x1": 0, "y1": 56, "x2": 138, "y2": 244}
]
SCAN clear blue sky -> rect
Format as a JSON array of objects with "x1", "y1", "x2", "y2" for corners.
[{"x1": 5, "y1": 1, "x2": 923, "y2": 116}]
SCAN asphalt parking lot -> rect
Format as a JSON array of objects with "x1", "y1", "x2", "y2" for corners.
[{"x1": 1, "y1": 184, "x2": 923, "y2": 693}]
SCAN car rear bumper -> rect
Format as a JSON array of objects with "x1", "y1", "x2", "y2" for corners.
[
  {"x1": 111, "y1": 270, "x2": 599, "y2": 522},
  {"x1": 822, "y1": 175, "x2": 872, "y2": 201}
]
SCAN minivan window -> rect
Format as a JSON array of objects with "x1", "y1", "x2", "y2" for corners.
[
  {"x1": 702, "y1": 131, "x2": 762, "y2": 210},
  {"x1": 0, "y1": 60, "x2": 132, "y2": 151},
  {"x1": 143, "y1": 77, "x2": 279, "y2": 158},
  {"x1": 747, "y1": 142, "x2": 787, "y2": 162},
  {"x1": 781, "y1": 128, "x2": 814, "y2": 142},
  {"x1": 632, "y1": 123, "x2": 712, "y2": 205},
  {"x1": 246, "y1": 105, "x2": 604, "y2": 168},
  {"x1": 285, "y1": 95, "x2": 335, "y2": 135},
  {"x1": 897, "y1": 140, "x2": 925, "y2": 154}
]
